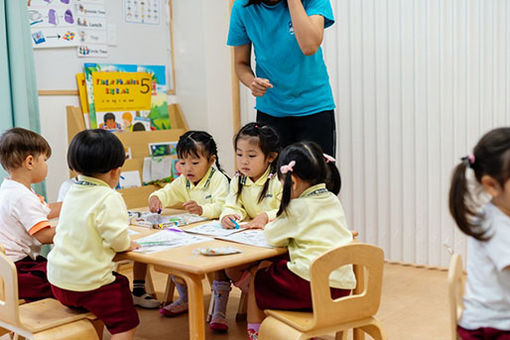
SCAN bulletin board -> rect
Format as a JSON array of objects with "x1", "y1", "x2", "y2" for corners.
[{"x1": 32, "y1": 0, "x2": 176, "y2": 95}]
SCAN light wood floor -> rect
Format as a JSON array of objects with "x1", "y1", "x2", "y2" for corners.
[{"x1": 100, "y1": 262, "x2": 450, "y2": 340}]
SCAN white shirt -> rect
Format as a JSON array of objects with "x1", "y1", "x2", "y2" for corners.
[
  {"x1": 0, "y1": 179, "x2": 51, "y2": 262},
  {"x1": 459, "y1": 202, "x2": 510, "y2": 330},
  {"x1": 57, "y1": 177, "x2": 78, "y2": 202}
]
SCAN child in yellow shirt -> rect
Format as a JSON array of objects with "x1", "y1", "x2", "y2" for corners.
[
  {"x1": 246, "y1": 142, "x2": 355, "y2": 340},
  {"x1": 148, "y1": 131, "x2": 229, "y2": 317},
  {"x1": 208, "y1": 122, "x2": 282, "y2": 332},
  {"x1": 48, "y1": 129, "x2": 140, "y2": 340}
]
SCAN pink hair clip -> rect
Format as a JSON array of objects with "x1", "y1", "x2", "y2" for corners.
[
  {"x1": 323, "y1": 153, "x2": 336, "y2": 163},
  {"x1": 280, "y1": 160, "x2": 296, "y2": 174},
  {"x1": 467, "y1": 154, "x2": 475, "y2": 164},
  {"x1": 268, "y1": 173, "x2": 274, "y2": 179}
]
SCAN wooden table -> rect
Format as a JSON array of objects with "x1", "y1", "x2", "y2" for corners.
[{"x1": 117, "y1": 209, "x2": 287, "y2": 340}]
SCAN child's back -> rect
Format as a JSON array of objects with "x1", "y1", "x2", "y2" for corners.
[
  {"x1": 264, "y1": 183, "x2": 355, "y2": 289},
  {"x1": 48, "y1": 175, "x2": 130, "y2": 290}
]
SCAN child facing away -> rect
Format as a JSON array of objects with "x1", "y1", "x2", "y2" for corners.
[
  {"x1": 47, "y1": 129, "x2": 140, "y2": 340},
  {"x1": 207, "y1": 122, "x2": 282, "y2": 332},
  {"x1": 148, "y1": 130, "x2": 230, "y2": 317},
  {"x1": 0, "y1": 128, "x2": 62, "y2": 301},
  {"x1": 245, "y1": 142, "x2": 356, "y2": 340},
  {"x1": 449, "y1": 127, "x2": 510, "y2": 339}
]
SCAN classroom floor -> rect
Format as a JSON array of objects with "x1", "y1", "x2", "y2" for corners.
[{"x1": 100, "y1": 262, "x2": 450, "y2": 340}]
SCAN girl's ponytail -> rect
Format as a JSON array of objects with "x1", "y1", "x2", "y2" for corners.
[
  {"x1": 449, "y1": 161, "x2": 487, "y2": 241},
  {"x1": 323, "y1": 153, "x2": 341, "y2": 195}
]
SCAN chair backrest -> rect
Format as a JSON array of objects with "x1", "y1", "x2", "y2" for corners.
[
  {"x1": 448, "y1": 253, "x2": 464, "y2": 340},
  {"x1": 309, "y1": 243, "x2": 384, "y2": 329},
  {"x1": 0, "y1": 247, "x2": 22, "y2": 328}
]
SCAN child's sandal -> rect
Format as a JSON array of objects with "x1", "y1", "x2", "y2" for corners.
[{"x1": 159, "y1": 299, "x2": 188, "y2": 317}]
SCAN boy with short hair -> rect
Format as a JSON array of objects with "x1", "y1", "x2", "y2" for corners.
[{"x1": 0, "y1": 127, "x2": 61, "y2": 300}]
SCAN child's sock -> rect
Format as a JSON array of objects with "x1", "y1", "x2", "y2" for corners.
[
  {"x1": 174, "y1": 277, "x2": 188, "y2": 303},
  {"x1": 132, "y1": 280, "x2": 146, "y2": 296},
  {"x1": 132, "y1": 280, "x2": 160, "y2": 309},
  {"x1": 209, "y1": 280, "x2": 231, "y2": 332},
  {"x1": 247, "y1": 323, "x2": 260, "y2": 340},
  {"x1": 159, "y1": 276, "x2": 189, "y2": 317}
]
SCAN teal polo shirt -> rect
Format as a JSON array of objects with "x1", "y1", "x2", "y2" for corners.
[{"x1": 227, "y1": 0, "x2": 336, "y2": 117}]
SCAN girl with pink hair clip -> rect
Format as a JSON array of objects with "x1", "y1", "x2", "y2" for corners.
[{"x1": 244, "y1": 141, "x2": 356, "y2": 340}]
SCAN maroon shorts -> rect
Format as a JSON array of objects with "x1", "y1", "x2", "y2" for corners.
[
  {"x1": 51, "y1": 272, "x2": 139, "y2": 334},
  {"x1": 15, "y1": 256, "x2": 53, "y2": 301},
  {"x1": 458, "y1": 325, "x2": 510, "y2": 339},
  {"x1": 254, "y1": 257, "x2": 351, "y2": 310}
]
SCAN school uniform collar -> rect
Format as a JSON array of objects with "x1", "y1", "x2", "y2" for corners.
[
  {"x1": 241, "y1": 166, "x2": 271, "y2": 186},
  {"x1": 300, "y1": 183, "x2": 328, "y2": 198},
  {"x1": 186, "y1": 167, "x2": 215, "y2": 190},
  {"x1": 77, "y1": 175, "x2": 110, "y2": 187}
]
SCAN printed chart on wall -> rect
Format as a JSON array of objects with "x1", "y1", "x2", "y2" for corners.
[
  {"x1": 28, "y1": 0, "x2": 108, "y2": 57},
  {"x1": 31, "y1": 1, "x2": 176, "y2": 94},
  {"x1": 124, "y1": 0, "x2": 161, "y2": 25},
  {"x1": 83, "y1": 63, "x2": 170, "y2": 131},
  {"x1": 28, "y1": 0, "x2": 78, "y2": 48}
]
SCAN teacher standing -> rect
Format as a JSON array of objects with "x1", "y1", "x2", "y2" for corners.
[{"x1": 227, "y1": 0, "x2": 337, "y2": 155}]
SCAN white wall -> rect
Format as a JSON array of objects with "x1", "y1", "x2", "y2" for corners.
[
  {"x1": 323, "y1": 0, "x2": 510, "y2": 267},
  {"x1": 39, "y1": 0, "x2": 235, "y2": 202}
]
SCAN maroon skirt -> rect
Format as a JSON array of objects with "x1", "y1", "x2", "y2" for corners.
[
  {"x1": 51, "y1": 272, "x2": 139, "y2": 334},
  {"x1": 254, "y1": 257, "x2": 351, "y2": 310},
  {"x1": 15, "y1": 256, "x2": 53, "y2": 301},
  {"x1": 458, "y1": 325, "x2": 510, "y2": 339}
]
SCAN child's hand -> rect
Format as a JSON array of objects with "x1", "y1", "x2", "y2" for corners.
[
  {"x1": 128, "y1": 241, "x2": 140, "y2": 251},
  {"x1": 221, "y1": 214, "x2": 241, "y2": 229},
  {"x1": 250, "y1": 77, "x2": 273, "y2": 97},
  {"x1": 149, "y1": 196, "x2": 163, "y2": 213},
  {"x1": 245, "y1": 213, "x2": 269, "y2": 230},
  {"x1": 182, "y1": 200, "x2": 203, "y2": 215}
]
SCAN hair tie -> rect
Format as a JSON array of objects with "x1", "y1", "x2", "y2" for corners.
[
  {"x1": 323, "y1": 153, "x2": 336, "y2": 163},
  {"x1": 280, "y1": 160, "x2": 295, "y2": 174},
  {"x1": 268, "y1": 172, "x2": 274, "y2": 179},
  {"x1": 461, "y1": 154, "x2": 475, "y2": 168}
]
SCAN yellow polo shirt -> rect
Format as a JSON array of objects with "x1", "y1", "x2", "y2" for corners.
[
  {"x1": 149, "y1": 167, "x2": 229, "y2": 219},
  {"x1": 220, "y1": 166, "x2": 282, "y2": 222},
  {"x1": 264, "y1": 183, "x2": 356, "y2": 289},
  {"x1": 47, "y1": 175, "x2": 131, "y2": 291}
]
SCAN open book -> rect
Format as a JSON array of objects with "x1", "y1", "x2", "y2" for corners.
[{"x1": 185, "y1": 221, "x2": 273, "y2": 248}]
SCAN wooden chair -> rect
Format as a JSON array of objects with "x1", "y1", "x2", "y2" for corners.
[
  {"x1": 448, "y1": 253, "x2": 465, "y2": 340},
  {"x1": 258, "y1": 243, "x2": 386, "y2": 340},
  {"x1": 0, "y1": 250, "x2": 100, "y2": 340}
]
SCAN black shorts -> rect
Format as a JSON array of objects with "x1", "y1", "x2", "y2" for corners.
[{"x1": 256, "y1": 109, "x2": 336, "y2": 155}]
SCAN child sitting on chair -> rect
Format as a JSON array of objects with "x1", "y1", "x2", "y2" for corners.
[
  {"x1": 0, "y1": 128, "x2": 61, "y2": 301},
  {"x1": 246, "y1": 142, "x2": 356, "y2": 340},
  {"x1": 149, "y1": 131, "x2": 230, "y2": 317},
  {"x1": 48, "y1": 129, "x2": 140, "y2": 340}
]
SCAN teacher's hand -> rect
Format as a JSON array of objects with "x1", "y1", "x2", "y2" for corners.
[{"x1": 250, "y1": 77, "x2": 273, "y2": 97}]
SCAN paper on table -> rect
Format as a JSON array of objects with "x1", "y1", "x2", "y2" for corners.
[
  {"x1": 185, "y1": 220, "x2": 244, "y2": 237},
  {"x1": 133, "y1": 229, "x2": 212, "y2": 254},
  {"x1": 216, "y1": 229, "x2": 274, "y2": 249}
]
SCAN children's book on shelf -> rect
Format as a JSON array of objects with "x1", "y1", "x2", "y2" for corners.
[
  {"x1": 129, "y1": 211, "x2": 208, "y2": 229},
  {"x1": 133, "y1": 229, "x2": 212, "y2": 254},
  {"x1": 83, "y1": 63, "x2": 171, "y2": 130}
]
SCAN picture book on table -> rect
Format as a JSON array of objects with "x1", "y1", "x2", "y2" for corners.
[{"x1": 83, "y1": 63, "x2": 170, "y2": 130}]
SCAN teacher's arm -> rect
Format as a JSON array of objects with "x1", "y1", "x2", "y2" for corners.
[
  {"x1": 234, "y1": 44, "x2": 273, "y2": 97},
  {"x1": 288, "y1": 0, "x2": 325, "y2": 56}
]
